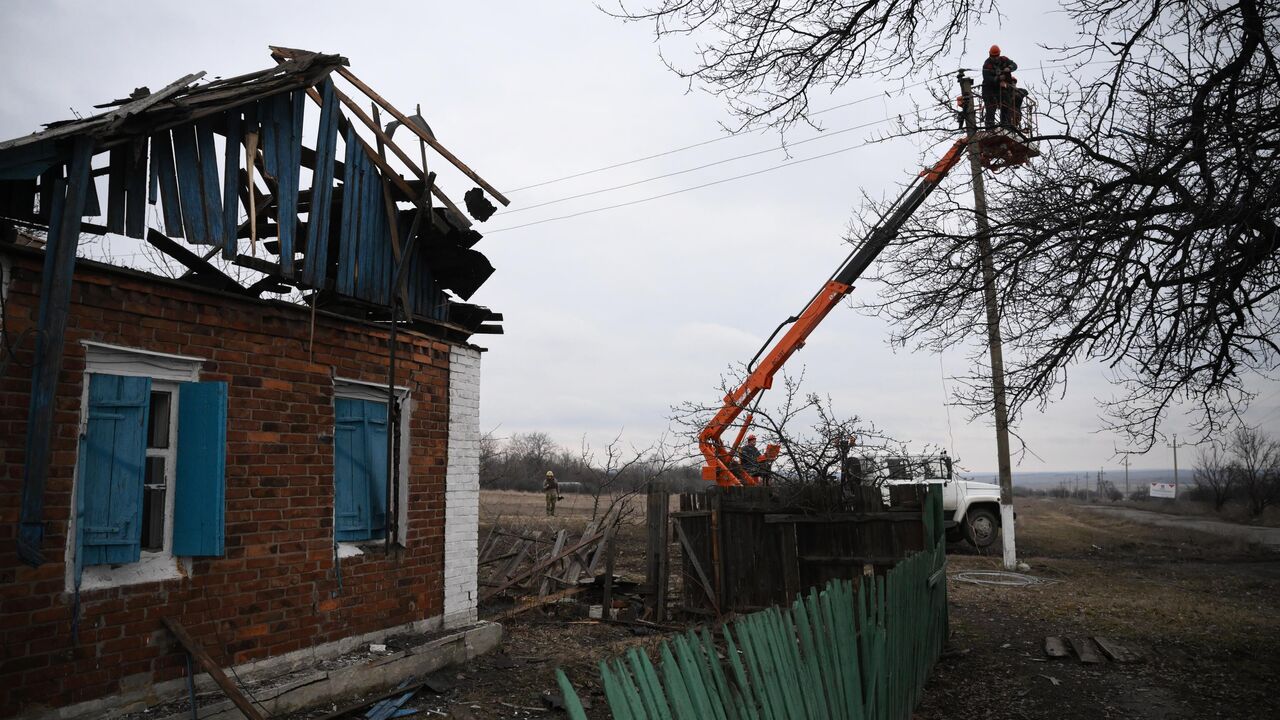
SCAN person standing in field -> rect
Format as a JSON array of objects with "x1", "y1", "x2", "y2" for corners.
[{"x1": 544, "y1": 470, "x2": 559, "y2": 516}]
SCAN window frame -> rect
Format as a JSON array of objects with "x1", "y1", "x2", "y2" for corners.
[
  {"x1": 141, "y1": 381, "x2": 180, "y2": 552},
  {"x1": 66, "y1": 342, "x2": 204, "y2": 592},
  {"x1": 333, "y1": 378, "x2": 411, "y2": 551}
]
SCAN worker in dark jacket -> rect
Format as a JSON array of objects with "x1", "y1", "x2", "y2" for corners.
[
  {"x1": 981, "y1": 45, "x2": 1017, "y2": 129},
  {"x1": 1001, "y1": 74, "x2": 1029, "y2": 129},
  {"x1": 740, "y1": 435, "x2": 763, "y2": 477},
  {"x1": 955, "y1": 94, "x2": 969, "y2": 131}
]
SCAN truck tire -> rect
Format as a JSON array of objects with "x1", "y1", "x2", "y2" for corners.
[{"x1": 963, "y1": 507, "x2": 1000, "y2": 549}]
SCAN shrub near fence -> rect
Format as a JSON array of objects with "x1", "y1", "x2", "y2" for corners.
[{"x1": 555, "y1": 486, "x2": 949, "y2": 720}]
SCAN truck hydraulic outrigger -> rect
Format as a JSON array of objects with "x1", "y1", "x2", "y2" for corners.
[{"x1": 698, "y1": 137, "x2": 971, "y2": 487}]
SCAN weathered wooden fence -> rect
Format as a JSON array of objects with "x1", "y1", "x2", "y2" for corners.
[
  {"x1": 558, "y1": 485, "x2": 949, "y2": 720},
  {"x1": 668, "y1": 483, "x2": 937, "y2": 616}
]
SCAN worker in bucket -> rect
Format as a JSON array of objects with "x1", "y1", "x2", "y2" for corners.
[
  {"x1": 1002, "y1": 74, "x2": 1029, "y2": 129},
  {"x1": 740, "y1": 435, "x2": 764, "y2": 478},
  {"x1": 981, "y1": 45, "x2": 1018, "y2": 129},
  {"x1": 543, "y1": 470, "x2": 559, "y2": 517},
  {"x1": 954, "y1": 94, "x2": 969, "y2": 131}
]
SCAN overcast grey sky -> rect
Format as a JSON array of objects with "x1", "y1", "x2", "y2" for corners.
[{"x1": 2, "y1": 1, "x2": 1275, "y2": 473}]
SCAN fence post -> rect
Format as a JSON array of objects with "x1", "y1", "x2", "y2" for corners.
[{"x1": 646, "y1": 480, "x2": 670, "y2": 621}]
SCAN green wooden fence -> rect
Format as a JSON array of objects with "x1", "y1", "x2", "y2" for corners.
[{"x1": 556, "y1": 484, "x2": 948, "y2": 720}]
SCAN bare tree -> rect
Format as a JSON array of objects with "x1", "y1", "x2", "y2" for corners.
[
  {"x1": 609, "y1": 0, "x2": 994, "y2": 129},
  {"x1": 479, "y1": 429, "x2": 506, "y2": 488},
  {"x1": 577, "y1": 431, "x2": 673, "y2": 522},
  {"x1": 1193, "y1": 443, "x2": 1236, "y2": 511},
  {"x1": 613, "y1": 0, "x2": 1280, "y2": 451},
  {"x1": 1228, "y1": 426, "x2": 1280, "y2": 517},
  {"x1": 672, "y1": 366, "x2": 933, "y2": 504}
]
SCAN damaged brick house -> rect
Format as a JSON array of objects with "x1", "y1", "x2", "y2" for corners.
[{"x1": 0, "y1": 47, "x2": 507, "y2": 718}]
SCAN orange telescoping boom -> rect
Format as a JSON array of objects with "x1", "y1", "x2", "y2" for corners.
[{"x1": 699, "y1": 138, "x2": 970, "y2": 487}]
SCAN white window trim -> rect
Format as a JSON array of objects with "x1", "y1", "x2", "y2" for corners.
[
  {"x1": 65, "y1": 345, "x2": 205, "y2": 592},
  {"x1": 333, "y1": 378, "x2": 411, "y2": 550}
]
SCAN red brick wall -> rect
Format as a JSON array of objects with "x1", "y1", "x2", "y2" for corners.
[{"x1": 0, "y1": 250, "x2": 454, "y2": 715}]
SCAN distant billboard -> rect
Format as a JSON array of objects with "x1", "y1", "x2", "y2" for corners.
[{"x1": 1149, "y1": 482, "x2": 1177, "y2": 499}]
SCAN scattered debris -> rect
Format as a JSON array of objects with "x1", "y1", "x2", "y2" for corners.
[
  {"x1": 161, "y1": 617, "x2": 266, "y2": 720},
  {"x1": 1068, "y1": 636, "x2": 1104, "y2": 664},
  {"x1": 1038, "y1": 674, "x2": 1062, "y2": 686},
  {"x1": 1093, "y1": 636, "x2": 1143, "y2": 664},
  {"x1": 952, "y1": 571, "x2": 1052, "y2": 587},
  {"x1": 422, "y1": 673, "x2": 455, "y2": 695},
  {"x1": 1043, "y1": 636, "x2": 1070, "y2": 658}
]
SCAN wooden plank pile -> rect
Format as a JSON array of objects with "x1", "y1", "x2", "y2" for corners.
[
  {"x1": 478, "y1": 520, "x2": 617, "y2": 608},
  {"x1": 1044, "y1": 635, "x2": 1143, "y2": 664}
]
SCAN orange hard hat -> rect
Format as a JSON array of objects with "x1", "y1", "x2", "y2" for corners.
[
  {"x1": 747, "y1": 434, "x2": 757, "y2": 442},
  {"x1": 989, "y1": 44, "x2": 1001, "y2": 56}
]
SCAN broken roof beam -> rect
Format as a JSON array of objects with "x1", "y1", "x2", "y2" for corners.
[
  {"x1": 272, "y1": 55, "x2": 469, "y2": 228},
  {"x1": 142, "y1": 228, "x2": 249, "y2": 295},
  {"x1": 269, "y1": 45, "x2": 509, "y2": 207},
  {"x1": 103, "y1": 72, "x2": 206, "y2": 132},
  {"x1": 315, "y1": 76, "x2": 469, "y2": 224}
]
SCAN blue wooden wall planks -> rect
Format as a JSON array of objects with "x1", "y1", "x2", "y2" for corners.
[
  {"x1": 151, "y1": 132, "x2": 185, "y2": 238},
  {"x1": 303, "y1": 79, "x2": 340, "y2": 288},
  {"x1": 337, "y1": 125, "x2": 361, "y2": 297},
  {"x1": 221, "y1": 111, "x2": 242, "y2": 259},
  {"x1": 124, "y1": 138, "x2": 147, "y2": 239},
  {"x1": 171, "y1": 124, "x2": 209, "y2": 244},
  {"x1": 106, "y1": 147, "x2": 126, "y2": 234},
  {"x1": 262, "y1": 91, "x2": 304, "y2": 277},
  {"x1": 194, "y1": 118, "x2": 224, "y2": 245},
  {"x1": 18, "y1": 136, "x2": 95, "y2": 566}
]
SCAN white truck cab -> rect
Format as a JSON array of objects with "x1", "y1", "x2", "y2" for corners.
[{"x1": 846, "y1": 453, "x2": 1004, "y2": 548}]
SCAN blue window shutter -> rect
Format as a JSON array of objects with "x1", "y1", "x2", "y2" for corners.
[
  {"x1": 79, "y1": 374, "x2": 149, "y2": 566},
  {"x1": 364, "y1": 400, "x2": 389, "y2": 538},
  {"x1": 173, "y1": 381, "x2": 227, "y2": 556},
  {"x1": 334, "y1": 398, "x2": 371, "y2": 541}
]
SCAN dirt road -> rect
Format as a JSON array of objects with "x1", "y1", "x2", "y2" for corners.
[{"x1": 1083, "y1": 504, "x2": 1280, "y2": 550}]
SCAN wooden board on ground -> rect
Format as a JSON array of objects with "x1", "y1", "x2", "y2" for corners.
[
  {"x1": 1093, "y1": 636, "x2": 1142, "y2": 663},
  {"x1": 162, "y1": 617, "x2": 266, "y2": 720},
  {"x1": 489, "y1": 587, "x2": 586, "y2": 621},
  {"x1": 1043, "y1": 636, "x2": 1070, "y2": 658},
  {"x1": 1068, "y1": 636, "x2": 1104, "y2": 664}
]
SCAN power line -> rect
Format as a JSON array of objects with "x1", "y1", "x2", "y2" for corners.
[
  {"x1": 503, "y1": 115, "x2": 898, "y2": 215},
  {"x1": 505, "y1": 59, "x2": 1111, "y2": 194},
  {"x1": 486, "y1": 135, "x2": 890, "y2": 234},
  {"x1": 506, "y1": 76, "x2": 938, "y2": 193}
]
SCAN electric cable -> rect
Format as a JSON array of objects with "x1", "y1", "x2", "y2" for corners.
[
  {"x1": 502, "y1": 114, "x2": 897, "y2": 215},
  {"x1": 504, "y1": 59, "x2": 1112, "y2": 194},
  {"x1": 485, "y1": 136, "x2": 891, "y2": 234},
  {"x1": 504, "y1": 77, "x2": 932, "y2": 193}
]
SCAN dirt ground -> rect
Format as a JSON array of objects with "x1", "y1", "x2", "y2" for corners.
[
  {"x1": 916, "y1": 499, "x2": 1280, "y2": 720},
  {"x1": 313, "y1": 492, "x2": 1280, "y2": 719}
]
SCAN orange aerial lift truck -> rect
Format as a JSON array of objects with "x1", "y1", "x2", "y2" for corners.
[{"x1": 699, "y1": 115, "x2": 1037, "y2": 487}]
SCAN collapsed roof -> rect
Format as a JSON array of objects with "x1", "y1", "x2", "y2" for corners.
[{"x1": 0, "y1": 45, "x2": 506, "y2": 336}]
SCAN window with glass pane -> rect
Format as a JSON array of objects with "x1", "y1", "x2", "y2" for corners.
[{"x1": 142, "y1": 391, "x2": 173, "y2": 551}]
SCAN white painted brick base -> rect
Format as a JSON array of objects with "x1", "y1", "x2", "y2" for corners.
[{"x1": 443, "y1": 345, "x2": 481, "y2": 628}]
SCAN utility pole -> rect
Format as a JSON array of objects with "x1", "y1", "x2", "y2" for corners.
[
  {"x1": 1167, "y1": 434, "x2": 1180, "y2": 497},
  {"x1": 959, "y1": 71, "x2": 1017, "y2": 570},
  {"x1": 1122, "y1": 454, "x2": 1130, "y2": 498}
]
